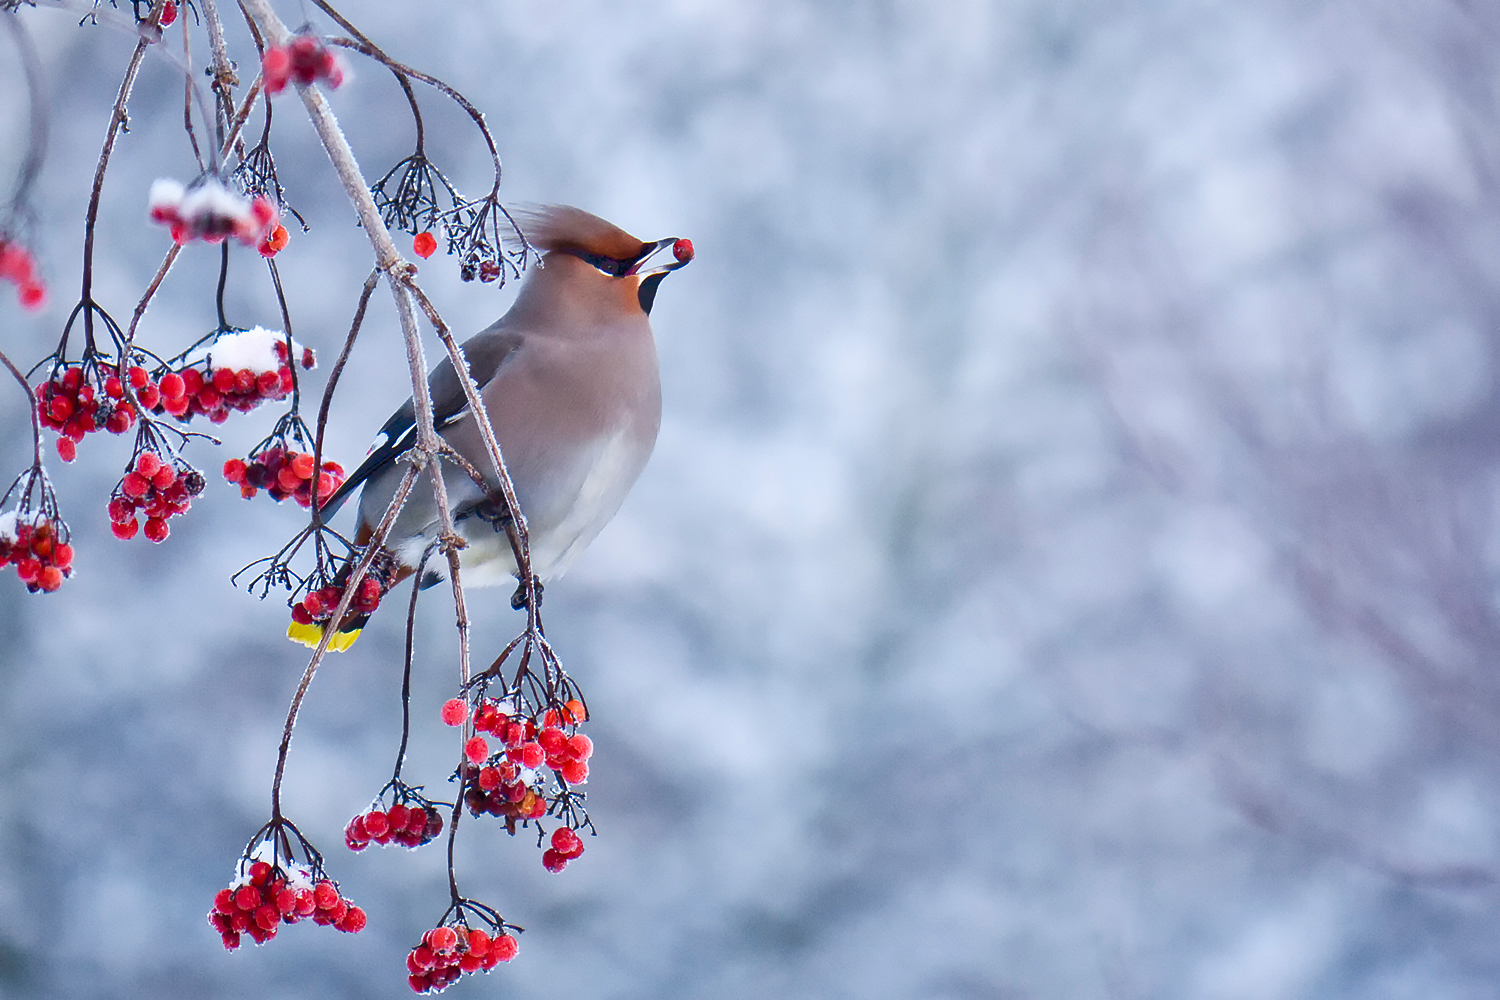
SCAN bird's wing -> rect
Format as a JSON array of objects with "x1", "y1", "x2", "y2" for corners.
[{"x1": 318, "y1": 323, "x2": 525, "y2": 519}]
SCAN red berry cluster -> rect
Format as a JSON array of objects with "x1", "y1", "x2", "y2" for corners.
[
  {"x1": 36, "y1": 365, "x2": 150, "y2": 462},
  {"x1": 290, "y1": 574, "x2": 387, "y2": 628},
  {"x1": 0, "y1": 238, "x2": 45, "y2": 311},
  {"x1": 462, "y1": 699, "x2": 594, "y2": 856},
  {"x1": 345, "y1": 800, "x2": 444, "y2": 852},
  {"x1": 149, "y1": 177, "x2": 278, "y2": 247},
  {"x1": 263, "y1": 35, "x2": 345, "y2": 95},
  {"x1": 542, "y1": 827, "x2": 586, "y2": 874},
  {"x1": 208, "y1": 860, "x2": 365, "y2": 950},
  {"x1": 407, "y1": 924, "x2": 517, "y2": 994},
  {"x1": 108, "y1": 451, "x2": 204, "y2": 542},
  {"x1": 470, "y1": 699, "x2": 593, "y2": 785},
  {"x1": 224, "y1": 448, "x2": 346, "y2": 506},
  {"x1": 153, "y1": 334, "x2": 315, "y2": 424},
  {"x1": 0, "y1": 513, "x2": 72, "y2": 593}
]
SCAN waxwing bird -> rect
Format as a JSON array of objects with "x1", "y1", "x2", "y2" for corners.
[{"x1": 293, "y1": 205, "x2": 694, "y2": 650}]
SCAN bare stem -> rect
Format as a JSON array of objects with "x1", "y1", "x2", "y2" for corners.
[
  {"x1": 80, "y1": 37, "x2": 152, "y2": 352},
  {"x1": 270, "y1": 462, "x2": 420, "y2": 819},
  {"x1": 0, "y1": 348, "x2": 42, "y2": 470}
]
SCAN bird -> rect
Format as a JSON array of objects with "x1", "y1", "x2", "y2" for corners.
[{"x1": 290, "y1": 205, "x2": 694, "y2": 650}]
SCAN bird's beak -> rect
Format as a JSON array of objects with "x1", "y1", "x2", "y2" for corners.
[{"x1": 626, "y1": 238, "x2": 694, "y2": 277}]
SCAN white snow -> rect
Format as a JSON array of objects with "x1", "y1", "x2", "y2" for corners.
[{"x1": 186, "y1": 326, "x2": 309, "y2": 375}]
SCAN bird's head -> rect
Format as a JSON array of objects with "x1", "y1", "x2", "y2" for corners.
[{"x1": 512, "y1": 205, "x2": 693, "y2": 316}]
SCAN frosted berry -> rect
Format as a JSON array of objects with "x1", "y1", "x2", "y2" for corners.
[
  {"x1": 464, "y1": 736, "x2": 489, "y2": 765},
  {"x1": 413, "y1": 232, "x2": 438, "y2": 258},
  {"x1": 259, "y1": 224, "x2": 290, "y2": 258},
  {"x1": 441, "y1": 698, "x2": 468, "y2": 727},
  {"x1": 0, "y1": 513, "x2": 75, "y2": 593}
]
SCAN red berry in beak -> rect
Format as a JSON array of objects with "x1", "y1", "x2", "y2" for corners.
[{"x1": 672, "y1": 238, "x2": 694, "y2": 263}]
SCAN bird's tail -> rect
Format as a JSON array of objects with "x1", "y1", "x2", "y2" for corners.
[
  {"x1": 287, "y1": 616, "x2": 368, "y2": 652},
  {"x1": 284, "y1": 549, "x2": 400, "y2": 653}
]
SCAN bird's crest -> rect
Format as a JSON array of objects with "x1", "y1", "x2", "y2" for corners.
[{"x1": 509, "y1": 205, "x2": 648, "y2": 263}]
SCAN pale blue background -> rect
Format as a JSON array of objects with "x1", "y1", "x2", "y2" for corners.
[{"x1": 1, "y1": 1, "x2": 1499, "y2": 997}]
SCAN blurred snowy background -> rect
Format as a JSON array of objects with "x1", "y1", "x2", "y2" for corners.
[{"x1": 2, "y1": 0, "x2": 1500, "y2": 996}]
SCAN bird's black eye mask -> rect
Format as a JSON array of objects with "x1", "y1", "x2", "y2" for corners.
[
  {"x1": 564, "y1": 237, "x2": 694, "y2": 314},
  {"x1": 569, "y1": 249, "x2": 635, "y2": 277}
]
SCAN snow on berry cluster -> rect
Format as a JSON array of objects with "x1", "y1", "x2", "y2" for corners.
[
  {"x1": 0, "y1": 238, "x2": 46, "y2": 311},
  {"x1": 153, "y1": 328, "x2": 315, "y2": 424},
  {"x1": 345, "y1": 798, "x2": 445, "y2": 852},
  {"x1": 0, "y1": 511, "x2": 72, "y2": 593},
  {"x1": 224, "y1": 447, "x2": 345, "y2": 506},
  {"x1": 406, "y1": 923, "x2": 518, "y2": 995},
  {"x1": 36, "y1": 364, "x2": 151, "y2": 462},
  {"x1": 149, "y1": 177, "x2": 279, "y2": 247},
  {"x1": 108, "y1": 451, "x2": 204, "y2": 542},
  {"x1": 208, "y1": 859, "x2": 366, "y2": 951},
  {"x1": 263, "y1": 35, "x2": 346, "y2": 95}
]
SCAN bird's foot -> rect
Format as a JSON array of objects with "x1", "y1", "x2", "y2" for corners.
[
  {"x1": 509, "y1": 577, "x2": 543, "y2": 611},
  {"x1": 473, "y1": 499, "x2": 514, "y2": 531}
]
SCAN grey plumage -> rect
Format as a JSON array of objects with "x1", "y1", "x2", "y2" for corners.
[{"x1": 322, "y1": 205, "x2": 692, "y2": 589}]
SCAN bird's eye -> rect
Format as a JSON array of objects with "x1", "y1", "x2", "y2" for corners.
[{"x1": 571, "y1": 250, "x2": 627, "y2": 276}]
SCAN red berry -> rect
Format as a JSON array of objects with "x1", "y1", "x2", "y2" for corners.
[
  {"x1": 464, "y1": 736, "x2": 489, "y2": 765},
  {"x1": 18, "y1": 282, "x2": 45, "y2": 311},
  {"x1": 413, "y1": 232, "x2": 438, "y2": 258},
  {"x1": 159, "y1": 0, "x2": 177, "y2": 26},
  {"x1": 295, "y1": 888, "x2": 317, "y2": 916},
  {"x1": 520, "y1": 742, "x2": 544, "y2": 769},
  {"x1": 312, "y1": 881, "x2": 339, "y2": 909},
  {"x1": 159, "y1": 372, "x2": 185, "y2": 399},
  {"x1": 563, "y1": 699, "x2": 587, "y2": 723},
  {"x1": 490, "y1": 934, "x2": 518, "y2": 962},
  {"x1": 542, "y1": 848, "x2": 568, "y2": 873},
  {"x1": 560, "y1": 759, "x2": 589, "y2": 785},
  {"x1": 56, "y1": 438, "x2": 76, "y2": 463},
  {"x1": 673, "y1": 238, "x2": 695, "y2": 263},
  {"x1": 551, "y1": 826, "x2": 583, "y2": 855},
  {"x1": 143, "y1": 517, "x2": 169, "y2": 543},
  {"x1": 568, "y1": 734, "x2": 594, "y2": 760},
  {"x1": 426, "y1": 926, "x2": 457, "y2": 953},
  {"x1": 337, "y1": 905, "x2": 367, "y2": 933},
  {"x1": 441, "y1": 698, "x2": 468, "y2": 727},
  {"x1": 363, "y1": 810, "x2": 390, "y2": 838},
  {"x1": 36, "y1": 566, "x2": 64, "y2": 592},
  {"x1": 128, "y1": 366, "x2": 149, "y2": 389},
  {"x1": 136, "y1": 452, "x2": 161, "y2": 477},
  {"x1": 110, "y1": 518, "x2": 139, "y2": 540}
]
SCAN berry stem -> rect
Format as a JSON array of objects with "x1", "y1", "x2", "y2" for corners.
[
  {"x1": 78, "y1": 36, "x2": 151, "y2": 357},
  {"x1": 394, "y1": 543, "x2": 439, "y2": 780},
  {"x1": 0, "y1": 348, "x2": 42, "y2": 471},
  {"x1": 310, "y1": 269, "x2": 379, "y2": 521}
]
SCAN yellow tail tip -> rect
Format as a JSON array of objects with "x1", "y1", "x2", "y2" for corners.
[{"x1": 286, "y1": 620, "x2": 362, "y2": 652}]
